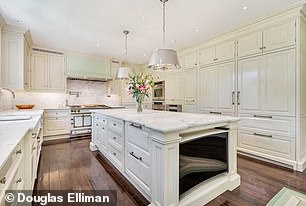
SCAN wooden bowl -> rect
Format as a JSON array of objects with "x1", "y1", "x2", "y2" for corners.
[{"x1": 15, "y1": 104, "x2": 35, "y2": 109}]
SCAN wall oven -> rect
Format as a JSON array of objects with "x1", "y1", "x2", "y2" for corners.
[
  {"x1": 153, "y1": 81, "x2": 165, "y2": 101},
  {"x1": 70, "y1": 108, "x2": 92, "y2": 138},
  {"x1": 166, "y1": 104, "x2": 182, "y2": 112},
  {"x1": 152, "y1": 102, "x2": 165, "y2": 111}
]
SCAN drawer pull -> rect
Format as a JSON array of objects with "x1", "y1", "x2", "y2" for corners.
[
  {"x1": 103, "y1": 120, "x2": 106, "y2": 122},
  {"x1": 130, "y1": 152, "x2": 142, "y2": 161},
  {"x1": 232, "y1": 91, "x2": 235, "y2": 105},
  {"x1": 210, "y1": 111, "x2": 222, "y2": 115},
  {"x1": 253, "y1": 133, "x2": 273, "y2": 138},
  {"x1": 32, "y1": 147, "x2": 36, "y2": 150},
  {"x1": 113, "y1": 136, "x2": 116, "y2": 140},
  {"x1": 113, "y1": 123, "x2": 116, "y2": 126},
  {"x1": 130, "y1": 123, "x2": 142, "y2": 129},
  {"x1": 16, "y1": 178, "x2": 22, "y2": 183},
  {"x1": 113, "y1": 152, "x2": 116, "y2": 156},
  {"x1": 0, "y1": 177, "x2": 6, "y2": 184},
  {"x1": 254, "y1": 115, "x2": 272, "y2": 119},
  {"x1": 16, "y1": 149, "x2": 22, "y2": 155}
]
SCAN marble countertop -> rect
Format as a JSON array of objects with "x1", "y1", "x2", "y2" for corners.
[
  {"x1": 91, "y1": 109, "x2": 239, "y2": 133},
  {"x1": 0, "y1": 109, "x2": 44, "y2": 169}
]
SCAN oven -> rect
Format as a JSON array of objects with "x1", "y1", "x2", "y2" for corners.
[
  {"x1": 153, "y1": 81, "x2": 165, "y2": 101},
  {"x1": 152, "y1": 102, "x2": 165, "y2": 111},
  {"x1": 70, "y1": 107, "x2": 92, "y2": 138},
  {"x1": 166, "y1": 104, "x2": 182, "y2": 112}
]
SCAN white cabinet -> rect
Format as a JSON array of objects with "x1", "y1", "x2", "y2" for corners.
[
  {"x1": 237, "y1": 20, "x2": 296, "y2": 57},
  {"x1": 183, "y1": 52, "x2": 198, "y2": 69},
  {"x1": 183, "y1": 68, "x2": 197, "y2": 113},
  {"x1": 199, "y1": 62, "x2": 235, "y2": 115},
  {"x1": 237, "y1": 49, "x2": 295, "y2": 116},
  {"x1": 165, "y1": 71, "x2": 183, "y2": 104},
  {"x1": 1, "y1": 27, "x2": 26, "y2": 90},
  {"x1": 199, "y1": 40, "x2": 235, "y2": 66},
  {"x1": 30, "y1": 51, "x2": 66, "y2": 92},
  {"x1": 43, "y1": 110, "x2": 70, "y2": 138}
]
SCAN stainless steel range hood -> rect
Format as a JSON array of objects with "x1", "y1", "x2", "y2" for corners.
[{"x1": 67, "y1": 75, "x2": 112, "y2": 82}]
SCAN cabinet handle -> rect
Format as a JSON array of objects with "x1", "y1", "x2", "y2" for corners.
[
  {"x1": 237, "y1": 91, "x2": 241, "y2": 105},
  {"x1": 113, "y1": 136, "x2": 116, "y2": 140},
  {"x1": 113, "y1": 123, "x2": 116, "y2": 126},
  {"x1": 210, "y1": 111, "x2": 222, "y2": 115},
  {"x1": 32, "y1": 147, "x2": 36, "y2": 150},
  {"x1": 32, "y1": 132, "x2": 37, "y2": 138},
  {"x1": 232, "y1": 91, "x2": 235, "y2": 105},
  {"x1": 16, "y1": 178, "x2": 22, "y2": 183},
  {"x1": 0, "y1": 177, "x2": 6, "y2": 184},
  {"x1": 254, "y1": 115, "x2": 272, "y2": 119},
  {"x1": 262, "y1": 46, "x2": 266, "y2": 49},
  {"x1": 130, "y1": 152, "x2": 142, "y2": 161},
  {"x1": 113, "y1": 152, "x2": 116, "y2": 156},
  {"x1": 214, "y1": 58, "x2": 218, "y2": 61},
  {"x1": 16, "y1": 149, "x2": 22, "y2": 155},
  {"x1": 130, "y1": 123, "x2": 142, "y2": 129},
  {"x1": 253, "y1": 133, "x2": 273, "y2": 138}
]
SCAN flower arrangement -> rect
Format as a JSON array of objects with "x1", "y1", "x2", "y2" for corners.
[{"x1": 127, "y1": 73, "x2": 154, "y2": 112}]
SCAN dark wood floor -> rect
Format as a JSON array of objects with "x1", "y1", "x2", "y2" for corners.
[{"x1": 35, "y1": 138, "x2": 306, "y2": 206}]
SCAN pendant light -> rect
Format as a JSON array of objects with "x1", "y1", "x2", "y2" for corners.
[
  {"x1": 116, "y1": 30, "x2": 133, "y2": 79},
  {"x1": 148, "y1": 0, "x2": 180, "y2": 70}
]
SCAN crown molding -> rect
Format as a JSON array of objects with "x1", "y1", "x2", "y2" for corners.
[{"x1": 0, "y1": 11, "x2": 6, "y2": 28}]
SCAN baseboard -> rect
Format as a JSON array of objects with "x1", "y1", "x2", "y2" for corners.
[{"x1": 297, "y1": 155, "x2": 306, "y2": 172}]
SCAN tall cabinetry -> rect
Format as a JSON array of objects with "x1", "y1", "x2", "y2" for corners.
[
  {"x1": 1, "y1": 26, "x2": 30, "y2": 90},
  {"x1": 30, "y1": 49, "x2": 66, "y2": 92}
]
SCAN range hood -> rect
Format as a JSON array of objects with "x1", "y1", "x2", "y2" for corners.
[{"x1": 66, "y1": 54, "x2": 112, "y2": 82}]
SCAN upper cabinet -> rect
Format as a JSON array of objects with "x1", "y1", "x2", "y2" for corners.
[
  {"x1": 237, "y1": 20, "x2": 296, "y2": 58},
  {"x1": 1, "y1": 27, "x2": 27, "y2": 90},
  {"x1": 199, "y1": 40, "x2": 235, "y2": 66},
  {"x1": 30, "y1": 50, "x2": 66, "y2": 92},
  {"x1": 183, "y1": 52, "x2": 198, "y2": 69}
]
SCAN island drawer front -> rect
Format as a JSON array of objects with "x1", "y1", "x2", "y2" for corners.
[
  {"x1": 238, "y1": 130, "x2": 295, "y2": 160},
  {"x1": 127, "y1": 142, "x2": 150, "y2": 166},
  {"x1": 95, "y1": 114, "x2": 107, "y2": 125},
  {"x1": 109, "y1": 130, "x2": 123, "y2": 148},
  {"x1": 108, "y1": 118, "x2": 124, "y2": 133},
  {"x1": 239, "y1": 115, "x2": 295, "y2": 137},
  {"x1": 126, "y1": 151, "x2": 151, "y2": 191},
  {"x1": 126, "y1": 124, "x2": 150, "y2": 152},
  {"x1": 7, "y1": 163, "x2": 24, "y2": 191},
  {"x1": 108, "y1": 144, "x2": 123, "y2": 168},
  {"x1": 44, "y1": 110, "x2": 70, "y2": 117},
  {"x1": 0, "y1": 142, "x2": 22, "y2": 181}
]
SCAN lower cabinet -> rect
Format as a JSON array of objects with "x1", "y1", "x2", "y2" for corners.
[
  {"x1": 43, "y1": 109, "x2": 70, "y2": 140},
  {"x1": 91, "y1": 113, "x2": 152, "y2": 199}
]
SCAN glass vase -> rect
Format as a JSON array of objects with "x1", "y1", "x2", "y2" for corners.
[{"x1": 135, "y1": 94, "x2": 145, "y2": 112}]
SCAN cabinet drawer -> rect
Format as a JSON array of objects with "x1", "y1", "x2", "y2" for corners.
[
  {"x1": 238, "y1": 130, "x2": 295, "y2": 160},
  {"x1": 126, "y1": 149, "x2": 151, "y2": 192},
  {"x1": 108, "y1": 117, "x2": 123, "y2": 133},
  {"x1": 44, "y1": 110, "x2": 70, "y2": 117},
  {"x1": 109, "y1": 130, "x2": 123, "y2": 148},
  {"x1": 126, "y1": 123, "x2": 150, "y2": 152},
  {"x1": 7, "y1": 165, "x2": 23, "y2": 191},
  {"x1": 108, "y1": 144, "x2": 123, "y2": 169},
  {"x1": 239, "y1": 115, "x2": 295, "y2": 137},
  {"x1": 127, "y1": 142, "x2": 151, "y2": 166},
  {"x1": 95, "y1": 114, "x2": 107, "y2": 125},
  {"x1": 44, "y1": 117, "x2": 70, "y2": 136}
]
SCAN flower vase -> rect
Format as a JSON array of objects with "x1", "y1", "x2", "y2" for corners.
[{"x1": 135, "y1": 94, "x2": 145, "y2": 112}]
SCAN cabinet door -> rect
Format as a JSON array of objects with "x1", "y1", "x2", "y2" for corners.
[
  {"x1": 44, "y1": 117, "x2": 70, "y2": 136},
  {"x1": 238, "y1": 56, "x2": 262, "y2": 114},
  {"x1": 48, "y1": 55, "x2": 65, "y2": 91},
  {"x1": 237, "y1": 31, "x2": 263, "y2": 57},
  {"x1": 199, "y1": 66, "x2": 217, "y2": 112},
  {"x1": 263, "y1": 21, "x2": 296, "y2": 52},
  {"x1": 216, "y1": 62, "x2": 235, "y2": 114},
  {"x1": 92, "y1": 120, "x2": 100, "y2": 146},
  {"x1": 184, "y1": 52, "x2": 198, "y2": 69},
  {"x1": 31, "y1": 53, "x2": 48, "y2": 90},
  {"x1": 184, "y1": 68, "x2": 197, "y2": 105},
  {"x1": 261, "y1": 50, "x2": 295, "y2": 116},
  {"x1": 99, "y1": 124, "x2": 107, "y2": 154},
  {"x1": 1, "y1": 34, "x2": 24, "y2": 89},
  {"x1": 199, "y1": 46, "x2": 215, "y2": 66},
  {"x1": 215, "y1": 40, "x2": 235, "y2": 62}
]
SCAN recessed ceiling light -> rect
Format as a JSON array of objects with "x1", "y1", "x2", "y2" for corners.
[
  {"x1": 96, "y1": 44, "x2": 101, "y2": 47},
  {"x1": 243, "y1": 6, "x2": 248, "y2": 10},
  {"x1": 195, "y1": 29, "x2": 200, "y2": 33}
]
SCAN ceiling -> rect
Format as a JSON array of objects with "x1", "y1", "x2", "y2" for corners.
[{"x1": 0, "y1": 0, "x2": 305, "y2": 64}]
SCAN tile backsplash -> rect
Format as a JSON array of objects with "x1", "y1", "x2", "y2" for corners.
[{"x1": 0, "y1": 80, "x2": 120, "y2": 111}]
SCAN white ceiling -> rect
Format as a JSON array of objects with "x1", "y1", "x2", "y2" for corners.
[{"x1": 0, "y1": 0, "x2": 305, "y2": 64}]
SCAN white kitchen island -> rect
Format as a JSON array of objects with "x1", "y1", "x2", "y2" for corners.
[{"x1": 90, "y1": 109, "x2": 240, "y2": 206}]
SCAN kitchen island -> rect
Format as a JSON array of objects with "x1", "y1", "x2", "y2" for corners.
[{"x1": 90, "y1": 109, "x2": 240, "y2": 206}]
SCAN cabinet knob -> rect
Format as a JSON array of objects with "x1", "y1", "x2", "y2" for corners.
[
  {"x1": 16, "y1": 178, "x2": 22, "y2": 183},
  {"x1": 0, "y1": 177, "x2": 6, "y2": 184},
  {"x1": 16, "y1": 149, "x2": 22, "y2": 155},
  {"x1": 113, "y1": 152, "x2": 116, "y2": 156},
  {"x1": 113, "y1": 136, "x2": 116, "y2": 140}
]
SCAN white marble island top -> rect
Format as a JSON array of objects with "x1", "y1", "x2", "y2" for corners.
[
  {"x1": 0, "y1": 109, "x2": 44, "y2": 169},
  {"x1": 91, "y1": 109, "x2": 239, "y2": 133}
]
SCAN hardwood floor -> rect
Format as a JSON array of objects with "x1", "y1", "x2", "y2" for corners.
[{"x1": 35, "y1": 138, "x2": 306, "y2": 206}]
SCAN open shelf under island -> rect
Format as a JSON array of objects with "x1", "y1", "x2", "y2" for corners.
[{"x1": 89, "y1": 109, "x2": 240, "y2": 206}]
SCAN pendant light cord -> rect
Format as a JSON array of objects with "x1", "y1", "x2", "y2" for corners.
[
  {"x1": 123, "y1": 30, "x2": 129, "y2": 67},
  {"x1": 162, "y1": 0, "x2": 166, "y2": 48}
]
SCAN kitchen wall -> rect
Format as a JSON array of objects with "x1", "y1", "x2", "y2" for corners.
[{"x1": 0, "y1": 80, "x2": 120, "y2": 111}]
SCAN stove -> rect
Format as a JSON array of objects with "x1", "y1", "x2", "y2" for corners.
[{"x1": 69, "y1": 104, "x2": 110, "y2": 138}]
